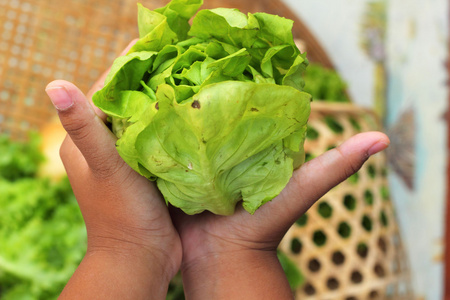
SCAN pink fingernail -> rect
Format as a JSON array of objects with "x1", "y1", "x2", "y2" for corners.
[
  {"x1": 46, "y1": 86, "x2": 74, "y2": 111},
  {"x1": 368, "y1": 141, "x2": 390, "y2": 156}
]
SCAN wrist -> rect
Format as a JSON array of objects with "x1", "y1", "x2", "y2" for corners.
[
  {"x1": 181, "y1": 249, "x2": 293, "y2": 299},
  {"x1": 60, "y1": 249, "x2": 174, "y2": 299},
  {"x1": 87, "y1": 245, "x2": 174, "y2": 284},
  {"x1": 85, "y1": 220, "x2": 182, "y2": 280},
  {"x1": 86, "y1": 233, "x2": 180, "y2": 283}
]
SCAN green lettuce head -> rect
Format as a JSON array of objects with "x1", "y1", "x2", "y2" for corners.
[{"x1": 93, "y1": 0, "x2": 311, "y2": 215}]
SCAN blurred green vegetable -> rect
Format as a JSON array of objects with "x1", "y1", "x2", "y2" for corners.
[
  {"x1": 277, "y1": 250, "x2": 305, "y2": 290},
  {"x1": 0, "y1": 133, "x2": 43, "y2": 181},
  {"x1": 94, "y1": 0, "x2": 311, "y2": 216},
  {"x1": 303, "y1": 63, "x2": 350, "y2": 102},
  {"x1": 0, "y1": 134, "x2": 86, "y2": 300}
]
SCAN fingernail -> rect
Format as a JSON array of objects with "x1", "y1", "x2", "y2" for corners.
[
  {"x1": 46, "y1": 86, "x2": 74, "y2": 111},
  {"x1": 368, "y1": 141, "x2": 390, "y2": 156}
]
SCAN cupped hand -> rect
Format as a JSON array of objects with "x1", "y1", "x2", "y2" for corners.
[
  {"x1": 172, "y1": 131, "x2": 390, "y2": 299},
  {"x1": 46, "y1": 41, "x2": 181, "y2": 299}
]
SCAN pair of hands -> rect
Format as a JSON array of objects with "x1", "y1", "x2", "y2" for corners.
[{"x1": 45, "y1": 42, "x2": 389, "y2": 300}]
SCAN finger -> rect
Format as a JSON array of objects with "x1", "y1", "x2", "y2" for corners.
[
  {"x1": 256, "y1": 132, "x2": 390, "y2": 232},
  {"x1": 86, "y1": 39, "x2": 139, "y2": 120},
  {"x1": 46, "y1": 79, "x2": 124, "y2": 177}
]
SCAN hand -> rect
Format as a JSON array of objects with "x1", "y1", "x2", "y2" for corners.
[
  {"x1": 173, "y1": 132, "x2": 390, "y2": 299},
  {"x1": 45, "y1": 41, "x2": 182, "y2": 299}
]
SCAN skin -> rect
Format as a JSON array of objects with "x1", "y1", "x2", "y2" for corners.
[{"x1": 46, "y1": 41, "x2": 390, "y2": 299}]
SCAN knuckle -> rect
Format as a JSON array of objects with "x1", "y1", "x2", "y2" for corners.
[
  {"x1": 62, "y1": 117, "x2": 92, "y2": 142},
  {"x1": 334, "y1": 147, "x2": 366, "y2": 179},
  {"x1": 90, "y1": 153, "x2": 128, "y2": 181}
]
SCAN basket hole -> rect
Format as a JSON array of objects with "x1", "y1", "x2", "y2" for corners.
[
  {"x1": 295, "y1": 214, "x2": 308, "y2": 227},
  {"x1": 326, "y1": 277, "x2": 340, "y2": 290},
  {"x1": 318, "y1": 201, "x2": 333, "y2": 218},
  {"x1": 392, "y1": 260, "x2": 399, "y2": 274},
  {"x1": 20, "y1": 2, "x2": 32, "y2": 12},
  {"x1": 348, "y1": 172, "x2": 359, "y2": 184},
  {"x1": 374, "y1": 264, "x2": 386, "y2": 278},
  {"x1": 0, "y1": 91, "x2": 9, "y2": 101},
  {"x1": 380, "y1": 186, "x2": 390, "y2": 201},
  {"x1": 367, "y1": 164, "x2": 376, "y2": 178},
  {"x1": 386, "y1": 283, "x2": 395, "y2": 295},
  {"x1": 306, "y1": 126, "x2": 319, "y2": 140},
  {"x1": 380, "y1": 210, "x2": 389, "y2": 227},
  {"x1": 290, "y1": 238, "x2": 302, "y2": 254},
  {"x1": 369, "y1": 290, "x2": 380, "y2": 299},
  {"x1": 362, "y1": 215, "x2": 373, "y2": 232},
  {"x1": 349, "y1": 117, "x2": 362, "y2": 131},
  {"x1": 308, "y1": 258, "x2": 321, "y2": 272},
  {"x1": 327, "y1": 144, "x2": 337, "y2": 151},
  {"x1": 343, "y1": 194, "x2": 357, "y2": 211},
  {"x1": 338, "y1": 222, "x2": 352, "y2": 238},
  {"x1": 331, "y1": 250, "x2": 345, "y2": 265},
  {"x1": 8, "y1": 57, "x2": 18, "y2": 67},
  {"x1": 2, "y1": 30, "x2": 12, "y2": 42},
  {"x1": 24, "y1": 96, "x2": 34, "y2": 106},
  {"x1": 304, "y1": 283, "x2": 316, "y2": 295},
  {"x1": 313, "y1": 230, "x2": 327, "y2": 247},
  {"x1": 398, "y1": 281, "x2": 410, "y2": 295},
  {"x1": 305, "y1": 152, "x2": 315, "y2": 162},
  {"x1": 90, "y1": 69, "x2": 100, "y2": 80},
  {"x1": 20, "y1": 120, "x2": 29, "y2": 130},
  {"x1": 351, "y1": 270, "x2": 363, "y2": 284},
  {"x1": 364, "y1": 190, "x2": 374, "y2": 205},
  {"x1": 378, "y1": 237, "x2": 388, "y2": 253},
  {"x1": 324, "y1": 116, "x2": 344, "y2": 134},
  {"x1": 7, "y1": 10, "x2": 17, "y2": 19},
  {"x1": 393, "y1": 233, "x2": 400, "y2": 246},
  {"x1": 357, "y1": 243, "x2": 369, "y2": 258}
]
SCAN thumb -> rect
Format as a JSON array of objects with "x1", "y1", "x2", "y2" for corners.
[
  {"x1": 45, "y1": 80, "x2": 122, "y2": 176},
  {"x1": 254, "y1": 131, "x2": 390, "y2": 234}
]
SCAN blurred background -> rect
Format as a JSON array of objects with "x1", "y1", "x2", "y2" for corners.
[{"x1": 0, "y1": 0, "x2": 447, "y2": 299}]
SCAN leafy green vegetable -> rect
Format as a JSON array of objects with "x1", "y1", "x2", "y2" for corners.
[
  {"x1": 0, "y1": 135, "x2": 86, "y2": 299},
  {"x1": 0, "y1": 133, "x2": 43, "y2": 181},
  {"x1": 303, "y1": 63, "x2": 350, "y2": 102},
  {"x1": 94, "y1": 0, "x2": 311, "y2": 215},
  {"x1": 277, "y1": 250, "x2": 305, "y2": 290}
]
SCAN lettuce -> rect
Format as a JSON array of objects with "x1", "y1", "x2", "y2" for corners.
[
  {"x1": 93, "y1": 0, "x2": 311, "y2": 215},
  {"x1": 0, "y1": 135, "x2": 85, "y2": 299}
]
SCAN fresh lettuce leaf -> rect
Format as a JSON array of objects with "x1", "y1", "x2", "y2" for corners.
[{"x1": 93, "y1": 0, "x2": 311, "y2": 215}]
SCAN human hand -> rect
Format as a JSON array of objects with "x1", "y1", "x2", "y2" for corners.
[
  {"x1": 172, "y1": 132, "x2": 390, "y2": 299},
  {"x1": 45, "y1": 41, "x2": 181, "y2": 299}
]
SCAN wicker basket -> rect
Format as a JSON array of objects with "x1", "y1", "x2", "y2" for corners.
[{"x1": 278, "y1": 102, "x2": 413, "y2": 299}]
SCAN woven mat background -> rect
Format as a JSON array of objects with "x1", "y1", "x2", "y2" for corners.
[{"x1": 0, "y1": 0, "x2": 333, "y2": 140}]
